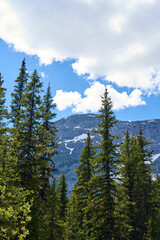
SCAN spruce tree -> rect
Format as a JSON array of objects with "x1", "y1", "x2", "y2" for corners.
[
  {"x1": 118, "y1": 128, "x2": 155, "y2": 240},
  {"x1": 74, "y1": 132, "x2": 95, "y2": 239},
  {"x1": 58, "y1": 170, "x2": 68, "y2": 220},
  {"x1": 11, "y1": 58, "x2": 28, "y2": 126},
  {"x1": 65, "y1": 190, "x2": 82, "y2": 240},
  {"x1": 150, "y1": 174, "x2": 160, "y2": 240},
  {"x1": 17, "y1": 69, "x2": 44, "y2": 191},
  {"x1": 39, "y1": 83, "x2": 58, "y2": 200},
  {"x1": 15, "y1": 71, "x2": 60, "y2": 239},
  {"x1": 0, "y1": 74, "x2": 32, "y2": 239},
  {"x1": 117, "y1": 131, "x2": 139, "y2": 240},
  {"x1": 133, "y1": 127, "x2": 154, "y2": 239},
  {"x1": 90, "y1": 87, "x2": 119, "y2": 240}
]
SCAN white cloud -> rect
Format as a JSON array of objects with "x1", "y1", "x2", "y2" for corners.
[
  {"x1": 73, "y1": 82, "x2": 105, "y2": 113},
  {"x1": 54, "y1": 82, "x2": 146, "y2": 113},
  {"x1": 110, "y1": 15, "x2": 125, "y2": 33},
  {"x1": 1, "y1": 0, "x2": 160, "y2": 100},
  {"x1": 107, "y1": 85, "x2": 146, "y2": 110},
  {"x1": 40, "y1": 72, "x2": 45, "y2": 78},
  {"x1": 54, "y1": 90, "x2": 81, "y2": 111}
]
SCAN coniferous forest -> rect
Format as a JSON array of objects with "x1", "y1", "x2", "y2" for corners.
[{"x1": 1, "y1": 59, "x2": 160, "y2": 240}]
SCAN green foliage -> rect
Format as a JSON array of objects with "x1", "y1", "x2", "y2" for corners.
[
  {"x1": 0, "y1": 75, "x2": 32, "y2": 239},
  {"x1": 74, "y1": 132, "x2": 95, "y2": 239},
  {"x1": 0, "y1": 183, "x2": 32, "y2": 240},
  {"x1": 1, "y1": 62, "x2": 160, "y2": 239},
  {"x1": 117, "y1": 128, "x2": 156, "y2": 240},
  {"x1": 65, "y1": 191, "x2": 84, "y2": 240},
  {"x1": 11, "y1": 58, "x2": 28, "y2": 126},
  {"x1": 150, "y1": 174, "x2": 160, "y2": 240},
  {"x1": 58, "y1": 170, "x2": 68, "y2": 220},
  {"x1": 89, "y1": 87, "x2": 119, "y2": 240}
]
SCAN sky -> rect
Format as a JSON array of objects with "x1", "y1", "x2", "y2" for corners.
[{"x1": 0, "y1": 0, "x2": 160, "y2": 121}]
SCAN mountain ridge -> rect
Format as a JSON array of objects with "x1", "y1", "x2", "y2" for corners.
[{"x1": 53, "y1": 113, "x2": 160, "y2": 192}]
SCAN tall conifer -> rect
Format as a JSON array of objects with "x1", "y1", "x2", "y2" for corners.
[
  {"x1": 133, "y1": 128, "x2": 154, "y2": 239},
  {"x1": 11, "y1": 58, "x2": 28, "y2": 126},
  {"x1": 90, "y1": 87, "x2": 119, "y2": 240},
  {"x1": 74, "y1": 132, "x2": 95, "y2": 239},
  {"x1": 0, "y1": 74, "x2": 32, "y2": 239},
  {"x1": 118, "y1": 128, "x2": 155, "y2": 239},
  {"x1": 39, "y1": 83, "x2": 58, "y2": 200},
  {"x1": 58, "y1": 170, "x2": 68, "y2": 220}
]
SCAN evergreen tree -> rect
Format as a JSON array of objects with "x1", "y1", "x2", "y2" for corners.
[
  {"x1": 17, "y1": 69, "x2": 44, "y2": 191},
  {"x1": 117, "y1": 131, "x2": 139, "y2": 240},
  {"x1": 133, "y1": 127, "x2": 154, "y2": 239},
  {"x1": 29, "y1": 83, "x2": 60, "y2": 239},
  {"x1": 14, "y1": 70, "x2": 60, "y2": 239},
  {"x1": 39, "y1": 83, "x2": 58, "y2": 200},
  {"x1": 0, "y1": 74, "x2": 32, "y2": 239},
  {"x1": 74, "y1": 132, "x2": 95, "y2": 239},
  {"x1": 11, "y1": 58, "x2": 28, "y2": 126},
  {"x1": 150, "y1": 174, "x2": 160, "y2": 240},
  {"x1": 118, "y1": 128, "x2": 155, "y2": 240},
  {"x1": 65, "y1": 190, "x2": 82, "y2": 240},
  {"x1": 90, "y1": 87, "x2": 119, "y2": 240},
  {"x1": 58, "y1": 170, "x2": 68, "y2": 220}
]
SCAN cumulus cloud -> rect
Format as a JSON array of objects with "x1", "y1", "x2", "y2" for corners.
[
  {"x1": 0, "y1": 0, "x2": 160, "y2": 94},
  {"x1": 54, "y1": 90, "x2": 81, "y2": 111},
  {"x1": 54, "y1": 82, "x2": 146, "y2": 113},
  {"x1": 107, "y1": 85, "x2": 146, "y2": 110}
]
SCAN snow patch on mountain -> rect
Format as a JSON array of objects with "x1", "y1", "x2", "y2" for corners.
[
  {"x1": 65, "y1": 143, "x2": 74, "y2": 155},
  {"x1": 85, "y1": 128, "x2": 94, "y2": 131},
  {"x1": 64, "y1": 133, "x2": 95, "y2": 143},
  {"x1": 64, "y1": 133, "x2": 87, "y2": 143},
  {"x1": 152, "y1": 153, "x2": 160, "y2": 162},
  {"x1": 74, "y1": 126, "x2": 81, "y2": 129}
]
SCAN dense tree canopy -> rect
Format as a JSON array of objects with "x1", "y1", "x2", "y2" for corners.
[{"x1": 0, "y1": 62, "x2": 160, "y2": 239}]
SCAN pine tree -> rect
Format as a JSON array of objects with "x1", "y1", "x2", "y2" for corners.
[
  {"x1": 65, "y1": 190, "x2": 82, "y2": 240},
  {"x1": 117, "y1": 131, "x2": 139, "y2": 240},
  {"x1": 133, "y1": 127, "x2": 154, "y2": 239},
  {"x1": 0, "y1": 74, "x2": 32, "y2": 239},
  {"x1": 118, "y1": 128, "x2": 155, "y2": 240},
  {"x1": 58, "y1": 170, "x2": 68, "y2": 220},
  {"x1": 39, "y1": 83, "x2": 58, "y2": 200},
  {"x1": 11, "y1": 58, "x2": 28, "y2": 126},
  {"x1": 14, "y1": 70, "x2": 61, "y2": 239},
  {"x1": 90, "y1": 87, "x2": 119, "y2": 240},
  {"x1": 17, "y1": 69, "x2": 44, "y2": 191},
  {"x1": 74, "y1": 132, "x2": 95, "y2": 239},
  {"x1": 30, "y1": 83, "x2": 60, "y2": 239},
  {"x1": 150, "y1": 174, "x2": 160, "y2": 240}
]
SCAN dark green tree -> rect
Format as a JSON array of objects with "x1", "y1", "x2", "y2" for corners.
[
  {"x1": 133, "y1": 127, "x2": 154, "y2": 239},
  {"x1": 11, "y1": 58, "x2": 28, "y2": 126},
  {"x1": 117, "y1": 131, "x2": 139, "y2": 240},
  {"x1": 90, "y1": 87, "x2": 119, "y2": 240},
  {"x1": 17, "y1": 69, "x2": 44, "y2": 191},
  {"x1": 150, "y1": 174, "x2": 160, "y2": 240},
  {"x1": 65, "y1": 190, "x2": 82, "y2": 240},
  {"x1": 118, "y1": 128, "x2": 155, "y2": 240},
  {"x1": 15, "y1": 71, "x2": 60, "y2": 239},
  {"x1": 0, "y1": 74, "x2": 32, "y2": 239},
  {"x1": 58, "y1": 170, "x2": 68, "y2": 220},
  {"x1": 74, "y1": 132, "x2": 95, "y2": 239},
  {"x1": 39, "y1": 83, "x2": 58, "y2": 200}
]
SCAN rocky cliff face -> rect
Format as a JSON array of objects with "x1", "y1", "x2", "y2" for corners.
[{"x1": 53, "y1": 114, "x2": 160, "y2": 193}]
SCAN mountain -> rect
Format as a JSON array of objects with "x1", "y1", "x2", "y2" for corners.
[{"x1": 53, "y1": 114, "x2": 160, "y2": 193}]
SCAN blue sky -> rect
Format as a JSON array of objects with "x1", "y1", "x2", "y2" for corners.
[{"x1": 1, "y1": 0, "x2": 160, "y2": 121}]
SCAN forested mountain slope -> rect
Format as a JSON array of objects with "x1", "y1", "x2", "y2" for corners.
[{"x1": 54, "y1": 114, "x2": 160, "y2": 192}]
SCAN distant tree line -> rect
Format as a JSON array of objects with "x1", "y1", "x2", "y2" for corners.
[{"x1": 0, "y1": 59, "x2": 160, "y2": 239}]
